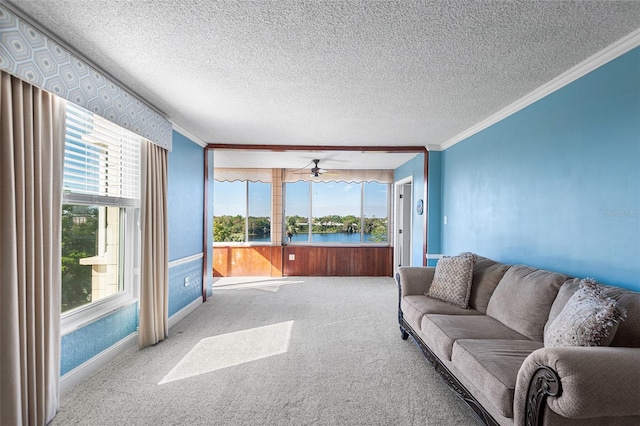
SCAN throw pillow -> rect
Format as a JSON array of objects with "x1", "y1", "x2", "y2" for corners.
[
  {"x1": 544, "y1": 278, "x2": 627, "y2": 347},
  {"x1": 426, "y1": 253, "x2": 477, "y2": 308}
]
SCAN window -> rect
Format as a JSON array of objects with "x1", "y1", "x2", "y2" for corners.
[
  {"x1": 284, "y1": 181, "x2": 310, "y2": 242},
  {"x1": 363, "y1": 182, "x2": 389, "y2": 242},
  {"x1": 284, "y1": 181, "x2": 389, "y2": 244},
  {"x1": 213, "y1": 180, "x2": 271, "y2": 243},
  {"x1": 62, "y1": 102, "x2": 140, "y2": 317}
]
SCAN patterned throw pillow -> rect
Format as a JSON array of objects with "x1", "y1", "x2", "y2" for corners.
[
  {"x1": 544, "y1": 278, "x2": 627, "y2": 347},
  {"x1": 426, "y1": 253, "x2": 477, "y2": 308}
]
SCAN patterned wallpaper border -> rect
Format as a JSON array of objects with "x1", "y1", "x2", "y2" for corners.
[{"x1": 0, "y1": 5, "x2": 172, "y2": 150}]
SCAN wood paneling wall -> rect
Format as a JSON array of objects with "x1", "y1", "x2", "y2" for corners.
[
  {"x1": 213, "y1": 245, "x2": 392, "y2": 277},
  {"x1": 213, "y1": 246, "x2": 282, "y2": 277},
  {"x1": 283, "y1": 246, "x2": 392, "y2": 276}
]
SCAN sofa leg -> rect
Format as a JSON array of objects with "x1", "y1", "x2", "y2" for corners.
[{"x1": 400, "y1": 328, "x2": 409, "y2": 340}]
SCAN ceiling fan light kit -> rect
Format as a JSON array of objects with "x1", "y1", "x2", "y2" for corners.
[{"x1": 310, "y1": 159, "x2": 326, "y2": 177}]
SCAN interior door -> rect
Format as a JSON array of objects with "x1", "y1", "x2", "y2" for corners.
[{"x1": 395, "y1": 181, "x2": 412, "y2": 272}]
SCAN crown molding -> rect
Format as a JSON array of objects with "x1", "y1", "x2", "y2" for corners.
[
  {"x1": 172, "y1": 124, "x2": 207, "y2": 148},
  {"x1": 439, "y1": 28, "x2": 640, "y2": 151}
]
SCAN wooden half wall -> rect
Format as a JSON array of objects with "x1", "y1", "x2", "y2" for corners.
[{"x1": 213, "y1": 245, "x2": 392, "y2": 277}]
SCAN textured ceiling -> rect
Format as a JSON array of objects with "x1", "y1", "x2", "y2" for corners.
[{"x1": 6, "y1": 1, "x2": 640, "y2": 168}]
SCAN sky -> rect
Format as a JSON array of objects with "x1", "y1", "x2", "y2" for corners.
[{"x1": 213, "y1": 180, "x2": 388, "y2": 218}]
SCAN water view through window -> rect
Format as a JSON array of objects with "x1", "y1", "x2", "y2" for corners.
[
  {"x1": 213, "y1": 178, "x2": 389, "y2": 244},
  {"x1": 213, "y1": 180, "x2": 271, "y2": 242},
  {"x1": 284, "y1": 181, "x2": 388, "y2": 243}
]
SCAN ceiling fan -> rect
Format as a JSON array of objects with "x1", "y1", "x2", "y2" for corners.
[
  {"x1": 291, "y1": 159, "x2": 340, "y2": 178},
  {"x1": 309, "y1": 159, "x2": 325, "y2": 177}
]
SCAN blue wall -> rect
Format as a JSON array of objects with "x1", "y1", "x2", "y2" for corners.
[
  {"x1": 426, "y1": 151, "x2": 443, "y2": 267},
  {"x1": 167, "y1": 130, "x2": 206, "y2": 313},
  {"x1": 168, "y1": 258, "x2": 203, "y2": 316},
  {"x1": 440, "y1": 47, "x2": 640, "y2": 290},
  {"x1": 395, "y1": 153, "x2": 426, "y2": 266},
  {"x1": 61, "y1": 303, "x2": 137, "y2": 376},
  {"x1": 168, "y1": 130, "x2": 205, "y2": 261}
]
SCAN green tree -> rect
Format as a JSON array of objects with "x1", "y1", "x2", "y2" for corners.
[
  {"x1": 365, "y1": 217, "x2": 388, "y2": 242},
  {"x1": 214, "y1": 215, "x2": 245, "y2": 242},
  {"x1": 248, "y1": 216, "x2": 270, "y2": 238},
  {"x1": 61, "y1": 205, "x2": 98, "y2": 311},
  {"x1": 341, "y1": 215, "x2": 359, "y2": 233}
]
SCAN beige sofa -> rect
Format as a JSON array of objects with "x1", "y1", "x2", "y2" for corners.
[{"x1": 396, "y1": 255, "x2": 640, "y2": 426}]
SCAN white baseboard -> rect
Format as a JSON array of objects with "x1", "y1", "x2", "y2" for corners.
[
  {"x1": 60, "y1": 332, "x2": 138, "y2": 395},
  {"x1": 168, "y1": 296, "x2": 203, "y2": 329}
]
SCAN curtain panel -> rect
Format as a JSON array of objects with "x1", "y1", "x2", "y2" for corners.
[
  {"x1": 139, "y1": 141, "x2": 169, "y2": 349},
  {"x1": 0, "y1": 71, "x2": 64, "y2": 425}
]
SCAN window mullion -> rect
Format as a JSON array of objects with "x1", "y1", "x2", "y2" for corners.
[
  {"x1": 360, "y1": 183, "x2": 365, "y2": 243},
  {"x1": 245, "y1": 181, "x2": 249, "y2": 242},
  {"x1": 308, "y1": 182, "x2": 313, "y2": 242}
]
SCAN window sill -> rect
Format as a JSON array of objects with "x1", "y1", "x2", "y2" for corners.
[
  {"x1": 283, "y1": 243, "x2": 391, "y2": 247},
  {"x1": 212, "y1": 242, "x2": 273, "y2": 247},
  {"x1": 61, "y1": 296, "x2": 138, "y2": 336}
]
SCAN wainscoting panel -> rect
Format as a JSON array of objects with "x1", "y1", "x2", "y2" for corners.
[
  {"x1": 60, "y1": 302, "x2": 138, "y2": 376},
  {"x1": 284, "y1": 246, "x2": 392, "y2": 276},
  {"x1": 213, "y1": 245, "x2": 392, "y2": 277},
  {"x1": 213, "y1": 246, "x2": 283, "y2": 277},
  {"x1": 169, "y1": 256, "x2": 204, "y2": 317}
]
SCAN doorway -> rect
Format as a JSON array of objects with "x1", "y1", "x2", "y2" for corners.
[{"x1": 394, "y1": 178, "x2": 412, "y2": 274}]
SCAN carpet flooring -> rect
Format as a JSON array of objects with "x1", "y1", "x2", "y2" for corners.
[{"x1": 51, "y1": 276, "x2": 482, "y2": 425}]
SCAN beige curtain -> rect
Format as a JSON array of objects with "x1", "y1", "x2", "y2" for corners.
[
  {"x1": 139, "y1": 140, "x2": 169, "y2": 349},
  {"x1": 0, "y1": 71, "x2": 64, "y2": 425}
]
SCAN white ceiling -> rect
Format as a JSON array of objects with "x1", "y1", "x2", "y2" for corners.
[
  {"x1": 7, "y1": 1, "x2": 640, "y2": 169},
  {"x1": 212, "y1": 149, "x2": 418, "y2": 170}
]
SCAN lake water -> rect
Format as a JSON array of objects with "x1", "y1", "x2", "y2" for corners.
[{"x1": 250, "y1": 232, "x2": 381, "y2": 243}]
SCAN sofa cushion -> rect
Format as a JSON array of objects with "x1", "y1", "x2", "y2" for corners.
[
  {"x1": 401, "y1": 295, "x2": 482, "y2": 329},
  {"x1": 420, "y1": 314, "x2": 529, "y2": 361},
  {"x1": 468, "y1": 256, "x2": 511, "y2": 314},
  {"x1": 452, "y1": 339, "x2": 543, "y2": 418},
  {"x1": 549, "y1": 278, "x2": 640, "y2": 348},
  {"x1": 486, "y1": 265, "x2": 568, "y2": 342},
  {"x1": 426, "y1": 253, "x2": 476, "y2": 308},
  {"x1": 545, "y1": 278, "x2": 627, "y2": 347}
]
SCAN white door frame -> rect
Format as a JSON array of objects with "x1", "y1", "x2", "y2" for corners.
[{"x1": 394, "y1": 177, "x2": 413, "y2": 275}]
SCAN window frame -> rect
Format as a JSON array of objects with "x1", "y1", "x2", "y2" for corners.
[
  {"x1": 283, "y1": 180, "x2": 391, "y2": 246},
  {"x1": 60, "y1": 103, "x2": 141, "y2": 335},
  {"x1": 60, "y1": 195, "x2": 139, "y2": 334},
  {"x1": 212, "y1": 180, "x2": 272, "y2": 246}
]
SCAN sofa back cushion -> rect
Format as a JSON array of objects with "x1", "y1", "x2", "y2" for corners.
[
  {"x1": 468, "y1": 256, "x2": 511, "y2": 314},
  {"x1": 486, "y1": 265, "x2": 568, "y2": 341},
  {"x1": 548, "y1": 278, "x2": 640, "y2": 347}
]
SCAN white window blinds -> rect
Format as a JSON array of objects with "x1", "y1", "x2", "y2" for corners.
[{"x1": 64, "y1": 102, "x2": 141, "y2": 205}]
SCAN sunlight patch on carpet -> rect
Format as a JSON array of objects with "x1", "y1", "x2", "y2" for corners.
[
  {"x1": 212, "y1": 277, "x2": 304, "y2": 292},
  {"x1": 158, "y1": 320, "x2": 294, "y2": 385}
]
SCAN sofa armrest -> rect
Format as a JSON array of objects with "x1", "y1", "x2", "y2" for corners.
[
  {"x1": 514, "y1": 346, "x2": 640, "y2": 425},
  {"x1": 396, "y1": 266, "x2": 435, "y2": 297}
]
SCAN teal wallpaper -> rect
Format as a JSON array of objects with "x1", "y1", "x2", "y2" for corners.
[{"x1": 60, "y1": 303, "x2": 137, "y2": 376}]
